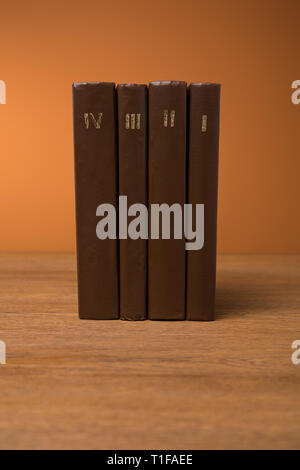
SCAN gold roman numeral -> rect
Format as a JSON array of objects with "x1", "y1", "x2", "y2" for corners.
[
  {"x1": 125, "y1": 113, "x2": 141, "y2": 130},
  {"x1": 202, "y1": 115, "x2": 207, "y2": 132},
  {"x1": 84, "y1": 112, "x2": 103, "y2": 129},
  {"x1": 163, "y1": 110, "x2": 176, "y2": 127}
]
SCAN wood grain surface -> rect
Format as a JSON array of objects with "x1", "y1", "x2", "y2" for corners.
[{"x1": 0, "y1": 253, "x2": 299, "y2": 450}]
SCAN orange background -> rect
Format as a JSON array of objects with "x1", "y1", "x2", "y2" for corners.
[{"x1": 0, "y1": 0, "x2": 299, "y2": 253}]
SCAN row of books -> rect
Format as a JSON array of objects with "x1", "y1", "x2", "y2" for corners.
[{"x1": 72, "y1": 81, "x2": 221, "y2": 321}]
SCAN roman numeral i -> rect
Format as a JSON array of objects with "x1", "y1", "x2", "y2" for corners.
[{"x1": 202, "y1": 115, "x2": 208, "y2": 132}]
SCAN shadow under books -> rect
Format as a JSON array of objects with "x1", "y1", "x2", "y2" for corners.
[{"x1": 215, "y1": 273, "x2": 276, "y2": 320}]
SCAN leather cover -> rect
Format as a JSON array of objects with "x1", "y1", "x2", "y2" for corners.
[
  {"x1": 186, "y1": 83, "x2": 221, "y2": 321},
  {"x1": 117, "y1": 84, "x2": 147, "y2": 320},
  {"x1": 148, "y1": 81, "x2": 187, "y2": 320},
  {"x1": 73, "y1": 82, "x2": 119, "y2": 319}
]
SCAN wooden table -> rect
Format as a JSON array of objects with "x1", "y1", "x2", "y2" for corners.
[{"x1": 0, "y1": 253, "x2": 299, "y2": 450}]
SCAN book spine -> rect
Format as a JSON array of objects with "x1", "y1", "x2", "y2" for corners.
[
  {"x1": 186, "y1": 83, "x2": 221, "y2": 321},
  {"x1": 148, "y1": 81, "x2": 187, "y2": 320},
  {"x1": 73, "y1": 82, "x2": 119, "y2": 319},
  {"x1": 117, "y1": 84, "x2": 147, "y2": 320}
]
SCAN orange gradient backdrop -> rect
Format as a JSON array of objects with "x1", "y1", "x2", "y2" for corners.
[{"x1": 0, "y1": 0, "x2": 299, "y2": 252}]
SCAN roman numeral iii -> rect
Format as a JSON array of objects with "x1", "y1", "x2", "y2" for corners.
[{"x1": 125, "y1": 113, "x2": 141, "y2": 130}]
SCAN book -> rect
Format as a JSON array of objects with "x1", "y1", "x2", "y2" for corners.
[
  {"x1": 186, "y1": 83, "x2": 221, "y2": 321},
  {"x1": 117, "y1": 84, "x2": 147, "y2": 320},
  {"x1": 148, "y1": 81, "x2": 187, "y2": 320},
  {"x1": 73, "y1": 82, "x2": 119, "y2": 319}
]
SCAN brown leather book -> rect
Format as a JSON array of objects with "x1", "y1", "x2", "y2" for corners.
[
  {"x1": 117, "y1": 84, "x2": 147, "y2": 320},
  {"x1": 73, "y1": 82, "x2": 119, "y2": 319},
  {"x1": 148, "y1": 81, "x2": 187, "y2": 320},
  {"x1": 186, "y1": 83, "x2": 221, "y2": 321}
]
